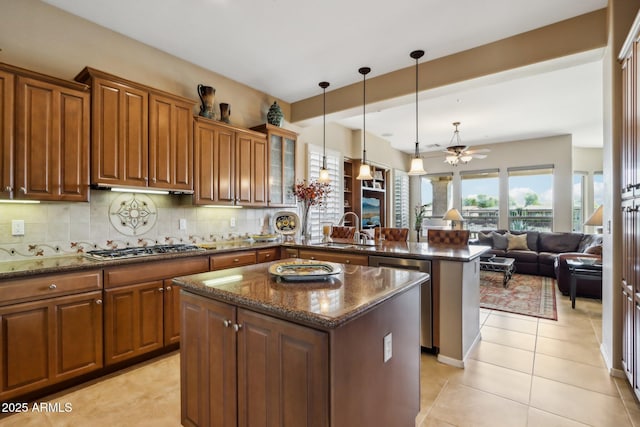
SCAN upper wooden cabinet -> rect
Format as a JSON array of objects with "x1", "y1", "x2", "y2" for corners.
[
  {"x1": 0, "y1": 63, "x2": 90, "y2": 201},
  {"x1": 194, "y1": 117, "x2": 268, "y2": 206},
  {"x1": 75, "y1": 67, "x2": 196, "y2": 192},
  {"x1": 251, "y1": 123, "x2": 297, "y2": 207}
]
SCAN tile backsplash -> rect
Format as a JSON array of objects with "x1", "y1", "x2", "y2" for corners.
[{"x1": 0, "y1": 190, "x2": 294, "y2": 261}]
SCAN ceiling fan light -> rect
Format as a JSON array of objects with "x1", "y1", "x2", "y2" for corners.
[
  {"x1": 408, "y1": 157, "x2": 426, "y2": 175},
  {"x1": 446, "y1": 155, "x2": 459, "y2": 165},
  {"x1": 460, "y1": 155, "x2": 473, "y2": 163},
  {"x1": 356, "y1": 163, "x2": 373, "y2": 180}
]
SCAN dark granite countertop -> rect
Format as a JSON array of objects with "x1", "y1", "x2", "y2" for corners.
[{"x1": 173, "y1": 260, "x2": 428, "y2": 329}]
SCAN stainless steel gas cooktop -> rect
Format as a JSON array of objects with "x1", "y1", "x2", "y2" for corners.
[{"x1": 85, "y1": 244, "x2": 204, "y2": 260}]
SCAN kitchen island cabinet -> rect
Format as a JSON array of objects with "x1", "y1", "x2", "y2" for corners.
[{"x1": 174, "y1": 261, "x2": 426, "y2": 427}]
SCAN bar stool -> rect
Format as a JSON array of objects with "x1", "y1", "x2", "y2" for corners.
[
  {"x1": 330, "y1": 226, "x2": 356, "y2": 239},
  {"x1": 374, "y1": 227, "x2": 409, "y2": 242}
]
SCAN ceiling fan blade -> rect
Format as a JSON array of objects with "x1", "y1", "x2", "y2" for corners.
[
  {"x1": 471, "y1": 154, "x2": 488, "y2": 159},
  {"x1": 464, "y1": 148, "x2": 491, "y2": 154}
]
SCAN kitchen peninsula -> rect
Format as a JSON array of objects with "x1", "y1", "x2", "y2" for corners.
[{"x1": 173, "y1": 261, "x2": 427, "y2": 427}]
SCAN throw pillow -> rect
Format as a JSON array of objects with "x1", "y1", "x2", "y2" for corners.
[
  {"x1": 585, "y1": 245, "x2": 602, "y2": 256},
  {"x1": 478, "y1": 231, "x2": 493, "y2": 246},
  {"x1": 506, "y1": 232, "x2": 529, "y2": 251},
  {"x1": 491, "y1": 231, "x2": 508, "y2": 250}
]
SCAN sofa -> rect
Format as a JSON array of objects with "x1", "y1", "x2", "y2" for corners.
[{"x1": 475, "y1": 230, "x2": 602, "y2": 298}]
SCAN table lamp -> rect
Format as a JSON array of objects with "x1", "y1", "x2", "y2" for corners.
[
  {"x1": 443, "y1": 208, "x2": 464, "y2": 230},
  {"x1": 584, "y1": 205, "x2": 603, "y2": 233}
]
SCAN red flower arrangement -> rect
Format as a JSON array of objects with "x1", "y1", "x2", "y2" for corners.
[{"x1": 293, "y1": 179, "x2": 332, "y2": 208}]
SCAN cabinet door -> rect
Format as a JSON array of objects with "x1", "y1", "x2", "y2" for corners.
[
  {"x1": 237, "y1": 308, "x2": 328, "y2": 427},
  {"x1": 622, "y1": 283, "x2": 634, "y2": 383},
  {"x1": 104, "y1": 281, "x2": 164, "y2": 365},
  {"x1": 91, "y1": 77, "x2": 148, "y2": 187},
  {"x1": 267, "y1": 132, "x2": 296, "y2": 207},
  {"x1": 163, "y1": 279, "x2": 181, "y2": 345},
  {"x1": 181, "y1": 291, "x2": 237, "y2": 427},
  {"x1": 53, "y1": 291, "x2": 103, "y2": 383},
  {"x1": 236, "y1": 132, "x2": 268, "y2": 207},
  {"x1": 298, "y1": 249, "x2": 369, "y2": 266},
  {"x1": 0, "y1": 69, "x2": 13, "y2": 200},
  {"x1": 193, "y1": 120, "x2": 234, "y2": 205},
  {"x1": 282, "y1": 136, "x2": 296, "y2": 206},
  {"x1": 149, "y1": 93, "x2": 193, "y2": 191},
  {"x1": 15, "y1": 76, "x2": 89, "y2": 201}
]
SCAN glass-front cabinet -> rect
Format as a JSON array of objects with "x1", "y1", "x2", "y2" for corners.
[{"x1": 251, "y1": 124, "x2": 297, "y2": 207}]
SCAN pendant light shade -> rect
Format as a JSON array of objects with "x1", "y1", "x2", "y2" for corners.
[
  {"x1": 318, "y1": 81, "x2": 331, "y2": 183},
  {"x1": 356, "y1": 66, "x2": 373, "y2": 180},
  {"x1": 408, "y1": 49, "x2": 426, "y2": 176}
]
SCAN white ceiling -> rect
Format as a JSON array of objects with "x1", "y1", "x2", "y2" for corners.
[{"x1": 42, "y1": 0, "x2": 607, "y2": 153}]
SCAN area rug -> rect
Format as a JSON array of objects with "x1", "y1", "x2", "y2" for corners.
[{"x1": 480, "y1": 271, "x2": 558, "y2": 320}]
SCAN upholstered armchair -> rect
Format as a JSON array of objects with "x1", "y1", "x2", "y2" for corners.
[
  {"x1": 330, "y1": 226, "x2": 356, "y2": 239},
  {"x1": 427, "y1": 229, "x2": 470, "y2": 247}
]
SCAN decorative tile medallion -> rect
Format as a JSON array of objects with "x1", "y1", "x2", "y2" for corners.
[{"x1": 109, "y1": 193, "x2": 157, "y2": 236}]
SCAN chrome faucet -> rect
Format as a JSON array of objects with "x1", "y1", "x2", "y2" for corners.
[{"x1": 338, "y1": 212, "x2": 361, "y2": 243}]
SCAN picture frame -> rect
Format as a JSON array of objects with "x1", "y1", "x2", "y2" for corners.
[
  {"x1": 373, "y1": 182, "x2": 382, "y2": 189},
  {"x1": 374, "y1": 170, "x2": 383, "y2": 180}
]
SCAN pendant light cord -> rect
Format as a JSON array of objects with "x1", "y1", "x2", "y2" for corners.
[
  {"x1": 319, "y1": 81, "x2": 329, "y2": 169},
  {"x1": 359, "y1": 67, "x2": 371, "y2": 163}
]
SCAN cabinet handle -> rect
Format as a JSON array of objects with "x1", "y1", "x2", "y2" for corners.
[
  {"x1": 233, "y1": 258, "x2": 239, "y2": 263},
  {"x1": 265, "y1": 254, "x2": 271, "y2": 258},
  {"x1": 233, "y1": 323, "x2": 243, "y2": 332},
  {"x1": 310, "y1": 256, "x2": 315, "y2": 260},
  {"x1": 346, "y1": 260, "x2": 351, "y2": 264},
  {"x1": 4, "y1": 186, "x2": 11, "y2": 192},
  {"x1": 49, "y1": 284, "x2": 57, "y2": 290},
  {"x1": 95, "y1": 299, "x2": 103, "y2": 305},
  {"x1": 223, "y1": 320, "x2": 232, "y2": 328},
  {"x1": 166, "y1": 286, "x2": 172, "y2": 291},
  {"x1": 152, "y1": 178, "x2": 156, "y2": 183},
  {"x1": 158, "y1": 287, "x2": 164, "y2": 292},
  {"x1": 19, "y1": 187, "x2": 26, "y2": 194}
]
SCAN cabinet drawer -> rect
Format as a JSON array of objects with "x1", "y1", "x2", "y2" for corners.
[
  {"x1": 0, "y1": 270, "x2": 102, "y2": 306},
  {"x1": 105, "y1": 256, "x2": 209, "y2": 289},
  {"x1": 210, "y1": 251, "x2": 257, "y2": 270},
  {"x1": 257, "y1": 248, "x2": 279, "y2": 263},
  {"x1": 298, "y1": 250, "x2": 369, "y2": 266}
]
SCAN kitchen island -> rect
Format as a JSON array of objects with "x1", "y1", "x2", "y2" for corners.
[{"x1": 173, "y1": 260, "x2": 428, "y2": 427}]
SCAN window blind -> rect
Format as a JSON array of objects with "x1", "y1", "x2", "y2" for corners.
[{"x1": 307, "y1": 146, "x2": 341, "y2": 240}]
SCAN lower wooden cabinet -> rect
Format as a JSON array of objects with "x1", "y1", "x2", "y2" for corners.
[
  {"x1": 180, "y1": 291, "x2": 328, "y2": 427},
  {"x1": 298, "y1": 249, "x2": 369, "y2": 266},
  {"x1": 0, "y1": 290, "x2": 103, "y2": 400}
]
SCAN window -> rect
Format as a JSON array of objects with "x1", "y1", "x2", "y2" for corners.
[
  {"x1": 508, "y1": 166, "x2": 554, "y2": 231},
  {"x1": 393, "y1": 170, "x2": 409, "y2": 228},
  {"x1": 573, "y1": 172, "x2": 586, "y2": 232},
  {"x1": 420, "y1": 173, "x2": 453, "y2": 224},
  {"x1": 593, "y1": 171, "x2": 604, "y2": 209},
  {"x1": 307, "y1": 146, "x2": 341, "y2": 240},
  {"x1": 460, "y1": 169, "x2": 499, "y2": 231}
]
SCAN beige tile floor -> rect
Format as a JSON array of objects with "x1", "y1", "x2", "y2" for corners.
[{"x1": 0, "y1": 290, "x2": 638, "y2": 427}]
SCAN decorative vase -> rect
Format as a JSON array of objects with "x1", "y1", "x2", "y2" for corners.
[
  {"x1": 197, "y1": 84, "x2": 216, "y2": 119},
  {"x1": 299, "y1": 203, "x2": 311, "y2": 242},
  {"x1": 267, "y1": 101, "x2": 284, "y2": 127},
  {"x1": 219, "y1": 103, "x2": 231, "y2": 123}
]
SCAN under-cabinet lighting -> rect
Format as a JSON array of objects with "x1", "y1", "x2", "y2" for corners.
[
  {"x1": 203, "y1": 274, "x2": 244, "y2": 287},
  {"x1": 111, "y1": 188, "x2": 170, "y2": 195},
  {"x1": 0, "y1": 200, "x2": 41, "y2": 204},
  {"x1": 202, "y1": 205, "x2": 243, "y2": 209}
]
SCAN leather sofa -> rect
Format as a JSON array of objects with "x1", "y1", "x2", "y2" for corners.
[{"x1": 475, "y1": 230, "x2": 602, "y2": 298}]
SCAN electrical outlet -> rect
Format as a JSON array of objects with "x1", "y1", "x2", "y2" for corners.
[
  {"x1": 11, "y1": 220, "x2": 25, "y2": 236},
  {"x1": 383, "y1": 333, "x2": 392, "y2": 363},
  {"x1": 230, "y1": 217, "x2": 236, "y2": 227},
  {"x1": 179, "y1": 219, "x2": 187, "y2": 230}
]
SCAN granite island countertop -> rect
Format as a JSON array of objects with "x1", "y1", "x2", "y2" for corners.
[{"x1": 173, "y1": 260, "x2": 429, "y2": 329}]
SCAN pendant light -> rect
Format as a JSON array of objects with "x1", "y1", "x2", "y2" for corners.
[
  {"x1": 356, "y1": 66, "x2": 373, "y2": 180},
  {"x1": 318, "y1": 81, "x2": 331, "y2": 183},
  {"x1": 408, "y1": 49, "x2": 427, "y2": 176}
]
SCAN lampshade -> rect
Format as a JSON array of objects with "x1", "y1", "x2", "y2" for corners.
[
  {"x1": 356, "y1": 67, "x2": 373, "y2": 180},
  {"x1": 318, "y1": 81, "x2": 330, "y2": 183},
  {"x1": 442, "y1": 208, "x2": 464, "y2": 222},
  {"x1": 407, "y1": 49, "x2": 426, "y2": 176},
  {"x1": 584, "y1": 205, "x2": 603, "y2": 226}
]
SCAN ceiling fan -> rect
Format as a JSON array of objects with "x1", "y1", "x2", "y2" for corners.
[{"x1": 443, "y1": 121, "x2": 489, "y2": 165}]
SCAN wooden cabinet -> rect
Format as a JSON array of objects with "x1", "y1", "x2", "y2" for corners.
[
  {"x1": 0, "y1": 63, "x2": 89, "y2": 201},
  {"x1": 251, "y1": 123, "x2": 297, "y2": 207},
  {"x1": 256, "y1": 247, "x2": 279, "y2": 263},
  {"x1": 343, "y1": 159, "x2": 355, "y2": 221},
  {"x1": 344, "y1": 159, "x2": 387, "y2": 229},
  {"x1": 103, "y1": 256, "x2": 209, "y2": 365},
  {"x1": 0, "y1": 270, "x2": 103, "y2": 400},
  {"x1": 180, "y1": 291, "x2": 328, "y2": 427},
  {"x1": 194, "y1": 118, "x2": 268, "y2": 206},
  {"x1": 210, "y1": 250, "x2": 257, "y2": 270},
  {"x1": 75, "y1": 67, "x2": 195, "y2": 192},
  {"x1": 298, "y1": 249, "x2": 369, "y2": 266}
]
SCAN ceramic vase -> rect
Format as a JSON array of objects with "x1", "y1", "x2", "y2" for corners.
[
  {"x1": 267, "y1": 101, "x2": 283, "y2": 126},
  {"x1": 219, "y1": 103, "x2": 231, "y2": 123},
  {"x1": 197, "y1": 84, "x2": 216, "y2": 119},
  {"x1": 299, "y1": 203, "x2": 311, "y2": 242}
]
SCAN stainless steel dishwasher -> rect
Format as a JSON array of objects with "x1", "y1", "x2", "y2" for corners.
[{"x1": 368, "y1": 256, "x2": 433, "y2": 350}]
